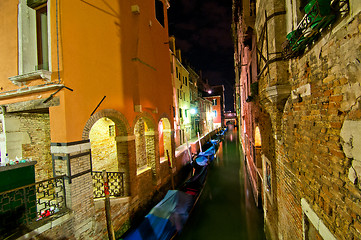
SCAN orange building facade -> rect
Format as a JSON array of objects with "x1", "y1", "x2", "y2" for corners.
[{"x1": 0, "y1": 0, "x2": 178, "y2": 238}]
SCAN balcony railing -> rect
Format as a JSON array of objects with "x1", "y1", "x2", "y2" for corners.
[
  {"x1": 283, "y1": 0, "x2": 349, "y2": 58},
  {"x1": 92, "y1": 171, "x2": 125, "y2": 199},
  {"x1": 0, "y1": 175, "x2": 67, "y2": 238}
]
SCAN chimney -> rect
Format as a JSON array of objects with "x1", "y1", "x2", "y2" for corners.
[
  {"x1": 176, "y1": 49, "x2": 182, "y2": 63},
  {"x1": 169, "y1": 36, "x2": 176, "y2": 53}
]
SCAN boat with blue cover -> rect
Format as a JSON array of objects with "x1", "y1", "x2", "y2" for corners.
[{"x1": 121, "y1": 134, "x2": 222, "y2": 240}]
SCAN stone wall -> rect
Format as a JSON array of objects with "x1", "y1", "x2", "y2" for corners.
[
  {"x1": 277, "y1": 11, "x2": 361, "y2": 240},
  {"x1": 2, "y1": 112, "x2": 52, "y2": 182}
]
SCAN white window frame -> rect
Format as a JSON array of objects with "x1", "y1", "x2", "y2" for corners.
[{"x1": 15, "y1": 0, "x2": 51, "y2": 84}]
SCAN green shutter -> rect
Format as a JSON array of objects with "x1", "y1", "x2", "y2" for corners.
[{"x1": 27, "y1": 0, "x2": 47, "y2": 8}]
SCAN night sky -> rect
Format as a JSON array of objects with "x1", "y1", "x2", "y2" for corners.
[{"x1": 168, "y1": 0, "x2": 235, "y2": 111}]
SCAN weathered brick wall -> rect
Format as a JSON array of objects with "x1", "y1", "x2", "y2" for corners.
[
  {"x1": 18, "y1": 113, "x2": 52, "y2": 181},
  {"x1": 134, "y1": 118, "x2": 147, "y2": 168},
  {"x1": 278, "y1": 12, "x2": 361, "y2": 240}
]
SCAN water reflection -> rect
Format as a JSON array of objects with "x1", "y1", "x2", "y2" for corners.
[{"x1": 176, "y1": 128, "x2": 265, "y2": 240}]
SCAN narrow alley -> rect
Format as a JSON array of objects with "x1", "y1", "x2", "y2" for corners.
[{"x1": 176, "y1": 127, "x2": 265, "y2": 240}]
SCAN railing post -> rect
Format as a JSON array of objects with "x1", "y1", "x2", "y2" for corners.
[
  {"x1": 166, "y1": 150, "x2": 175, "y2": 190},
  {"x1": 102, "y1": 170, "x2": 115, "y2": 240}
]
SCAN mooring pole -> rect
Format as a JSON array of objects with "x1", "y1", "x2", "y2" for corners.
[
  {"x1": 197, "y1": 132, "x2": 203, "y2": 152},
  {"x1": 185, "y1": 137, "x2": 192, "y2": 162},
  {"x1": 103, "y1": 170, "x2": 115, "y2": 240},
  {"x1": 166, "y1": 150, "x2": 175, "y2": 189}
]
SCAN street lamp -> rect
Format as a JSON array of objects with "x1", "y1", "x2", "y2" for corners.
[{"x1": 190, "y1": 108, "x2": 197, "y2": 115}]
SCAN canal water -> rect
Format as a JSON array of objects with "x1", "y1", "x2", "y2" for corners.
[{"x1": 176, "y1": 127, "x2": 266, "y2": 240}]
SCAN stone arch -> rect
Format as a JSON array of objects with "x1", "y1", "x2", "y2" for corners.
[
  {"x1": 133, "y1": 112, "x2": 158, "y2": 182},
  {"x1": 158, "y1": 115, "x2": 173, "y2": 166},
  {"x1": 255, "y1": 125, "x2": 262, "y2": 147},
  {"x1": 82, "y1": 109, "x2": 131, "y2": 196}
]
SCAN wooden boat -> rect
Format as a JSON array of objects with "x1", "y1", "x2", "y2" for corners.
[{"x1": 121, "y1": 165, "x2": 208, "y2": 240}]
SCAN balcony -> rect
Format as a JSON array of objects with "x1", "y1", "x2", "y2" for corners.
[
  {"x1": 283, "y1": 0, "x2": 349, "y2": 58},
  {"x1": 0, "y1": 175, "x2": 68, "y2": 239}
]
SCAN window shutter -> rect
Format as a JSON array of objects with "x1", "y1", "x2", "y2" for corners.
[{"x1": 18, "y1": 0, "x2": 37, "y2": 74}]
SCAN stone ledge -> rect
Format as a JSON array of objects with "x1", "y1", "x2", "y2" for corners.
[
  {"x1": 0, "y1": 84, "x2": 63, "y2": 100},
  {"x1": 9, "y1": 70, "x2": 52, "y2": 86},
  {"x1": 17, "y1": 213, "x2": 73, "y2": 240},
  {"x1": 264, "y1": 84, "x2": 291, "y2": 104}
]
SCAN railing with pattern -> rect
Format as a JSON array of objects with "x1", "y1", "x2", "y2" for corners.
[
  {"x1": 92, "y1": 171, "x2": 125, "y2": 198},
  {"x1": 283, "y1": 0, "x2": 349, "y2": 58},
  {"x1": 0, "y1": 175, "x2": 67, "y2": 238}
]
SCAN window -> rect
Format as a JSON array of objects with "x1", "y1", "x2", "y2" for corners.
[
  {"x1": 185, "y1": 77, "x2": 188, "y2": 86},
  {"x1": 109, "y1": 125, "x2": 115, "y2": 137},
  {"x1": 185, "y1": 109, "x2": 188, "y2": 117},
  {"x1": 18, "y1": 0, "x2": 49, "y2": 74},
  {"x1": 266, "y1": 161, "x2": 271, "y2": 192},
  {"x1": 213, "y1": 110, "x2": 217, "y2": 117},
  {"x1": 36, "y1": 5, "x2": 49, "y2": 70},
  {"x1": 212, "y1": 99, "x2": 217, "y2": 106},
  {"x1": 179, "y1": 108, "x2": 182, "y2": 118},
  {"x1": 155, "y1": 0, "x2": 164, "y2": 27}
]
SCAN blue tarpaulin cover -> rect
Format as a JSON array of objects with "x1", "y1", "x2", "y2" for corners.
[{"x1": 123, "y1": 190, "x2": 193, "y2": 240}]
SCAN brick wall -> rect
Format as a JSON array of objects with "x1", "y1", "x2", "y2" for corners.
[
  {"x1": 8, "y1": 113, "x2": 52, "y2": 182},
  {"x1": 277, "y1": 12, "x2": 361, "y2": 240}
]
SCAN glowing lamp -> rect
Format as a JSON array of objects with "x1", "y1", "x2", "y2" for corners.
[{"x1": 190, "y1": 108, "x2": 197, "y2": 115}]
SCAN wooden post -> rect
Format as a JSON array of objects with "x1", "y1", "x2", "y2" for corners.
[
  {"x1": 197, "y1": 132, "x2": 203, "y2": 152},
  {"x1": 185, "y1": 137, "x2": 192, "y2": 162},
  {"x1": 166, "y1": 150, "x2": 175, "y2": 189},
  {"x1": 102, "y1": 170, "x2": 115, "y2": 240}
]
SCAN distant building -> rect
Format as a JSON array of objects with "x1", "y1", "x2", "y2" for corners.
[
  {"x1": 169, "y1": 36, "x2": 192, "y2": 147},
  {"x1": 204, "y1": 85, "x2": 225, "y2": 129}
]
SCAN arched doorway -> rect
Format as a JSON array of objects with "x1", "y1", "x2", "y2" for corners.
[
  {"x1": 158, "y1": 117, "x2": 172, "y2": 164},
  {"x1": 89, "y1": 117, "x2": 118, "y2": 172},
  {"x1": 84, "y1": 109, "x2": 130, "y2": 198},
  {"x1": 134, "y1": 115, "x2": 157, "y2": 181}
]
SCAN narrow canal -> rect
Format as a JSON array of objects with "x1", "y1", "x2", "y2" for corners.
[{"x1": 176, "y1": 127, "x2": 266, "y2": 240}]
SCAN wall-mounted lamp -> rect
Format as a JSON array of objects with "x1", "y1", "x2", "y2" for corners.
[{"x1": 131, "y1": 5, "x2": 140, "y2": 14}]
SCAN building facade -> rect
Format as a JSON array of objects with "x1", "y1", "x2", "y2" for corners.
[
  {"x1": 0, "y1": 0, "x2": 179, "y2": 238},
  {"x1": 233, "y1": 0, "x2": 361, "y2": 239},
  {"x1": 169, "y1": 36, "x2": 192, "y2": 147}
]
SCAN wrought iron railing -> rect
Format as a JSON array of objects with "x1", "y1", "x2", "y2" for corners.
[
  {"x1": 92, "y1": 171, "x2": 125, "y2": 198},
  {"x1": 283, "y1": 0, "x2": 349, "y2": 58},
  {"x1": 0, "y1": 175, "x2": 67, "y2": 238}
]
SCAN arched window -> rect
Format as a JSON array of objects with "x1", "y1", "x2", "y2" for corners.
[{"x1": 255, "y1": 126, "x2": 261, "y2": 147}]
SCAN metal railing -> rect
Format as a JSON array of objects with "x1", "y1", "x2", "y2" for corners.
[
  {"x1": 283, "y1": 0, "x2": 349, "y2": 58},
  {"x1": 92, "y1": 171, "x2": 125, "y2": 199},
  {"x1": 0, "y1": 175, "x2": 67, "y2": 238}
]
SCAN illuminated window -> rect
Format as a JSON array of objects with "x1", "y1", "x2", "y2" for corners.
[
  {"x1": 109, "y1": 125, "x2": 115, "y2": 137},
  {"x1": 212, "y1": 99, "x2": 217, "y2": 106}
]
